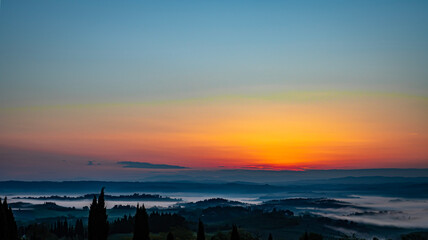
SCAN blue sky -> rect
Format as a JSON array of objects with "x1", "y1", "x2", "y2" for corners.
[{"x1": 1, "y1": 0, "x2": 427, "y2": 108}]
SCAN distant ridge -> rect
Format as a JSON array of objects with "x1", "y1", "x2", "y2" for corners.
[{"x1": 1, "y1": 176, "x2": 428, "y2": 198}]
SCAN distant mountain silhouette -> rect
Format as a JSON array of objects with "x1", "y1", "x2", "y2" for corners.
[{"x1": 2, "y1": 177, "x2": 428, "y2": 198}]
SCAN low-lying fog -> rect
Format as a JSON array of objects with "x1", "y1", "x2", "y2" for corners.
[
  {"x1": 319, "y1": 195, "x2": 428, "y2": 228},
  {"x1": 8, "y1": 193, "x2": 261, "y2": 209},
  {"x1": 7, "y1": 193, "x2": 428, "y2": 229}
]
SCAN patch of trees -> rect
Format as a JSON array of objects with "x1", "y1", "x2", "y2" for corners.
[
  {"x1": 262, "y1": 198, "x2": 350, "y2": 209},
  {"x1": 110, "y1": 214, "x2": 134, "y2": 234},
  {"x1": 401, "y1": 232, "x2": 428, "y2": 240},
  {"x1": 210, "y1": 225, "x2": 261, "y2": 240},
  {"x1": 37, "y1": 202, "x2": 72, "y2": 211},
  {"x1": 109, "y1": 210, "x2": 186, "y2": 234},
  {"x1": 51, "y1": 218, "x2": 84, "y2": 240},
  {"x1": 112, "y1": 204, "x2": 135, "y2": 210},
  {"x1": 183, "y1": 198, "x2": 247, "y2": 209},
  {"x1": 150, "y1": 211, "x2": 186, "y2": 233},
  {"x1": 19, "y1": 223, "x2": 56, "y2": 240},
  {"x1": 196, "y1": 206, "x2": 297, "y2": 231}
]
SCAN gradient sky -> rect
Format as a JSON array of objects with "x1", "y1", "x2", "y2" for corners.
[{"x1": 1, "y1": 0, "x2": 428, "y2": 180}]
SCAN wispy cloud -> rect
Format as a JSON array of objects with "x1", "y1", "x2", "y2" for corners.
[{"x1": 117, "y1": 161, "x2": 188, "y2": 169}]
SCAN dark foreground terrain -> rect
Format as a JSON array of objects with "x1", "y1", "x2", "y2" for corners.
[
  {"x1": 1, "y1": 178, "x2": 428, "y2": 240},
  {"x1": 3, "y1": 196, "x2": 427, "y2": 240}
]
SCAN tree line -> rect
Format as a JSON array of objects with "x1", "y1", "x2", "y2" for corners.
[
  {"x1": 84, "y1": 188, "x2": 252, "y2": 240},
  {"x1": 51, "y1": 218, "x2": 84, "y2": 239},
  {"x1": 110, "y1": 210, "x2": 185, "y2": 234},
  {"x1": 88, "y1": 188, "x2": 252, "y2": 240}
]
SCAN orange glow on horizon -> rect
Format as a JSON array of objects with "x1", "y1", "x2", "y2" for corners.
[{"x1": 0, "y1": 92, "x2": 427, "y2": 170}]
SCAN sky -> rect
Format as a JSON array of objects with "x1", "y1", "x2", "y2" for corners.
[{"x1": 0, "y1": 0, "x2": 427, "y2": 180}]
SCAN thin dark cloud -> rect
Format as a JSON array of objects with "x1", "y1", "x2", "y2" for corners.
[
  {"x1": 87, "y1": 160, "x2": 101, "y2": 166},
  {"x1": 117, "y1": 161, "x2": 188, "y2": 169}
]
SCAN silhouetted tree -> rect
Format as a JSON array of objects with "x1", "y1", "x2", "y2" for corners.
[
  {"x1": 23, "y1": 223, "x2": 54, "y2": 240},
  {"x1": 88, "y1": 188, "x2": 109, "y2": 240},
  {"x1": 268, "y1": 233, "x2": 273, "y2": 240},
  {"x1": 0, "y1": 198, "x2": 7, "y2": 240},
  {"x1": 0, "y1": 198, "x2": 7, "y2": 239},
  {"x1": 75, "y1": 219, "x2": 84, "y2": 240},
  {"x1": 98, "y1": 188, "x2": 109, "y2": 239},
  {"x1": 231, "y1": 225, "x2": 240, "y2": 240},
  {"x1": 167, "y1": 232, "x2": 174, "y2": 240},
  {"x1": 299, "y1": 232, "x2": 322, "y2": 240},
  {"x1": 64, "y1": 218, "x2": 69, "y2": 237},
  {"x1": 197, "y1": 219, "x2": 206, "y2": 240},
  {"x1": 133, "y1": 204, "x2": 150, "y2": 240},
  {"x1": 0, "y1": 197, "x2": 18, "y2": 240},
  {"x1": 300, "y1": 232, "x2": 309, "y2": 240},
  {"x1": 88, "y1": 195, "x2": 97, "y2": 239}
]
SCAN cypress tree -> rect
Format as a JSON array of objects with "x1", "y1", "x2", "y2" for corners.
[
  {"x1": 167, "y1": 232, "x2": 174, "y2": 240},
  {"x1": 0, "y1": 198, "x2": 6, "y2": 239},
  {"x1": 88, "y1": 188, "x2": 109, "y2": 240},
  {"x1": 98, "y1": 188, "x2": 109, "y2": 240},
  {"x1": 88, "y1": 195, "x2": 97, "y2": 240},
  {"x1": 231, "y1": 225, "x2": 240, "y2": 240},
  {"x1": 8, "y1": 204, "x2": 18, "y2": 240},
  {"x1": 197, "y1": 219, "x2": 205, "y2": 240},
  {"x1": 133, "y1": 204, "x2": 150, "y2": 240},
  {"x1": 133, "y1": 204, "x2": 141, "y2": 240},
  {"x1": 0, "y1": 197, "x2": 18, "y2": 240}
]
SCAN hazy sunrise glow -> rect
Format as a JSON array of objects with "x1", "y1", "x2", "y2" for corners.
[{"x1": 1, "y1": 0, "x2": 427, "y2": 180}]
